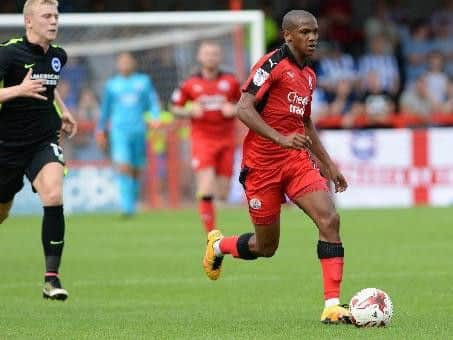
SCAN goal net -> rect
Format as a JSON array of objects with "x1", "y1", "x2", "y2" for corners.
[{"x1": 0, "y1": 11, "x2": 264, "y2": 214}]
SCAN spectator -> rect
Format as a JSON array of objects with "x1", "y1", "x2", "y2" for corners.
[
  {"x1": 357, "y1": 71, "x2": 395, "y2": 127},
  {"x1": 364, "y1": 0, "x2": 400, "y2": 53},
  {"x1": 441, "y1": 77, "x2": 453, "y2": 114},
  {"x1": 317, "y1": 42, "x2": 357, "y2": 95},
  {"x1": 432, "y1": 18, "x2": 453, "y2": 77},
  {"x1": 326, "y1": 79, "x2": 361, "y2": 119},
  {"x1": 401, "y1": 19, "x2": 433, "y2": 85},
  {"x1": 425, "y1": 51, "x2": 449, "y2": 106},
  {"x1": 399, "y1": 74, "x2": 436, "y2": 121},
  {"x1": 358, "y1": 34, "x2": 400, "y2": 96}
]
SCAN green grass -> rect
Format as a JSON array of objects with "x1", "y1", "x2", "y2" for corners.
[{"x1": 0, "y1": 206, "x2": 452, "y2": 339}]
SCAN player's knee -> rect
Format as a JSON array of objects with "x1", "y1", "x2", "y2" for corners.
[
  {"x1": 217, "y1": 192, "x2": 228, "y2": 201},
  {"x1": 40, "y1": 187, "x2": 63, "y2": 205},
  {"x1": 319, "y1": 211, "x2": 340, "y2": 231}
]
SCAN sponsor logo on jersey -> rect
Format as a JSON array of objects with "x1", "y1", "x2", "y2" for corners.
[
  {"x1": 198, "y1": 94, "x2": 227, "y2": 111},
  {"x1": 31, "y1": 73, "x2": 60, "y2": 86},
  {"x1": 51, "y1": 57, "x2": 61, "y2": 72},
  {"x1": 252, "y1": 68, "x2": 269, "y2": 87},
  {"x1": 268, "y1": 58, "x2": 277, "y2": 68},
  {"x1": 287, "y1": 91, "x2": 310, "y2": 116}
]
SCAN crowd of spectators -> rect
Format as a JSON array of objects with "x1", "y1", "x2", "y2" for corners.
[{"x1": 2, "y1": 0, "x2": 452, "y2": 131}]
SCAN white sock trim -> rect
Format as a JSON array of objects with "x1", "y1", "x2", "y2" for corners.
[
  {"x1": 325, "y1": 298, "x2": 340, "y2": 308},
  {"x1": 213, "y1": 240, "x2": 223, "y2": 257}
]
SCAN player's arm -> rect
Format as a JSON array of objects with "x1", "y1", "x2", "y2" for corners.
[
  {"x1": 55, "y1": 89, "x2": 77, "y2": 138},
  {"x1": 0, "y1": 69, "x2": 47, "y2": 103},
  {"x1": 303, "y1": 115, "x2": 347, "y2": 192},
  {"x1": 237, "y1": 92, "x2": 312, "y2": 149}
]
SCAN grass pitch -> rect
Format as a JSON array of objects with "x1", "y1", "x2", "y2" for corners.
[{"x1": 0, "y1": 206, "x2": 452, "y2": 339}]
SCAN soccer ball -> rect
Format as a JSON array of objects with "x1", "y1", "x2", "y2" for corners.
[{"x1": 349, "y1": 288, "x2": 393, "y2": 327}]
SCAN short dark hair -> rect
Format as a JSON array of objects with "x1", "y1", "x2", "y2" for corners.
[{"x1": 282, "y1": 10, "x2": 315, "y2": 31}]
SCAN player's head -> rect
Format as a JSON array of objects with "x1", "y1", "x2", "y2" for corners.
[
  {"x1": 197, "y1": 41, "x2": 222, "y2": 71},
  {"x1": 23, "y1": 0, "x2": 59, "y2": 44},
  {"x1": 116, "y1": 52, "x2": 137, "y2": 76},
  {"x1": 282, "y1": 10, "x2": 318, "y2": 58}
]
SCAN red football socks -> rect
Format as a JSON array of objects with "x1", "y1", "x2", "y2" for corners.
[
  {"x1": 320, "y1": 257, "x2": 344, "y2": 300},
  {"x1": 219, "y1": 236, "x2": 239, "y2": 257},
  {"x1": 198, "y1": 199, "x2": 215, "y2": 233}
]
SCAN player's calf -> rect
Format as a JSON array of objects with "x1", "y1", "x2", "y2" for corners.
[{"x1": 317, "y1": 211, "x2": 340, "y2": 242}]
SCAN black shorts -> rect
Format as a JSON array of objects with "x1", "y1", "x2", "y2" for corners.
[{"x1": 0, "y1": 138, "x2": 65, "y2": 203}]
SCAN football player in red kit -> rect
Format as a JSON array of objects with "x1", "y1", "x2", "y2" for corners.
[
  {"x1": 171, "y1": 41, "x2": 241, "y2": 233},
  {"x1": 202, "y1": 10, "x2": 351, "y2": 324}
]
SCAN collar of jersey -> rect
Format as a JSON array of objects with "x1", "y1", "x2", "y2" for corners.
[
  {"x1": 23, "y1": 35, "x2": 48, "y2": 55},
  {"x1": 282, "y1": 43, "x2": 310, "y2": 69}
]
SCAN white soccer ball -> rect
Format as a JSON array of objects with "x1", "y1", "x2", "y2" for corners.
[{"x1": 349, "y1": 288, "x2": 393, "y2": 327}]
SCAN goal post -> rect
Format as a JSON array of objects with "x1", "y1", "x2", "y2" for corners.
[{"x1": 0, "y1": 11, "x2": 265, "y2": 212}]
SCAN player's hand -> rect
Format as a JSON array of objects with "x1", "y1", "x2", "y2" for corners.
[
  {"x1": 61, "y1": 110, "x2": 78, "y2": 139},
  {"x1": 278, "y1": 132, "x2": 312, "y2": 149},
  {"x1": 189, "y1": 101, "x2": 203, "y2": 118},
  {"x1": 221, "y1": 102, "x2": 237, "y2": 117},
  {"x1": 328, "y1": 164, "x2": 348, "y2": 193},
  {"x1": 96, "y1": 130, "x2": 108, "y2": 152},
  {"x1": 19, "y1": 68, "x2": 47, "y2": 101}
]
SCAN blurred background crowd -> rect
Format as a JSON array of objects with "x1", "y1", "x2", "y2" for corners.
[
  {"x1": 1, "y1": 0, "x2": 453, "y2": 160},
  {"x1": 2, "y1": 0, "x2": 452, "y2": 130}
]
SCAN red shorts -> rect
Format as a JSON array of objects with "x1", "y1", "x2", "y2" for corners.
[
  {"x1": 240, "y1": 152, "x2": 328, "y2": 225},
  {"x1": 191, "y1": 139, "x2": 235, "y2": 177}
]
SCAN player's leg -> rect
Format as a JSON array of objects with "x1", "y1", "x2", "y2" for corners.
[
  {"x1": 110, "y1": 129, "x2": 136, "y2": 216},
  {"x1": 0, "y1": 168, "x2": 24, "y2": 224},
  {"x1": 193, "y1": 140, "x2": 218, "y2": 232},
  {"x1": 129, "y1": 130, "x2": 147, "y2": 210},
  {"x1": 27, "y1": 141, "x2": 68, "y2": 300},
  {"x1": 196, "y1": 167, "x2": 216, "y2": 232},
  {"x1": 203, "y1": 166, "x2": 282, "y2": 280},
  {"x1": 294, "y1": 191, "x2": 349, "y2": 323},
  {"x1": 285, "y1": 154, "x2": 349, "y2": 323},
  {"x1": 214, "y1": 143, "x2": 235, "y2": 201}
]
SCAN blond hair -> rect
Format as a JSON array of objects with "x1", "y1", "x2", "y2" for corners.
[{"x1": 23, "y1": 0, "x2": 59, "y2": 16}]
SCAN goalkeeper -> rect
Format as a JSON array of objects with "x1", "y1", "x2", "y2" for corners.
[{"x1": 96, "y1": 52, "x2": 160, "y2": 216}]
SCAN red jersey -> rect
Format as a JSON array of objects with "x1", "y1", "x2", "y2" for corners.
[
  {"x1": 171, "y1": 71, "x2": 241, "y2": 141},
  {"x1": 241, "y1": 44, "x2": 316, "y2": 168}
]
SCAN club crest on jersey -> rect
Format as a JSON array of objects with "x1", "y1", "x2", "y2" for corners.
[
  {"x1": 51, "y1": 57, "x2": 61, "y2": 72},
  {"x1": 218, "y1": 80, "x2": 230, "y2": 91},
  {"x1": 253, "y1": 68, "x2": 269, "y2": 87},
  {"x1": 308, "y1": 75, "x2": 313, "y2": 91},
  {"x1": 249, "y1": 198, "x2": 262, "y2": 210}
]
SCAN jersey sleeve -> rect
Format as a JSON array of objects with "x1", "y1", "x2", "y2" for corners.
[
  {"x1": 171, "y1": 80, "x2": 191, "y2": 107},
  {"x1": 241, "y1": 56, "x2": 276, "y2": 102},
  {"x1": 0, "y1": 46, "x2": 11, "y2": 79}
]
